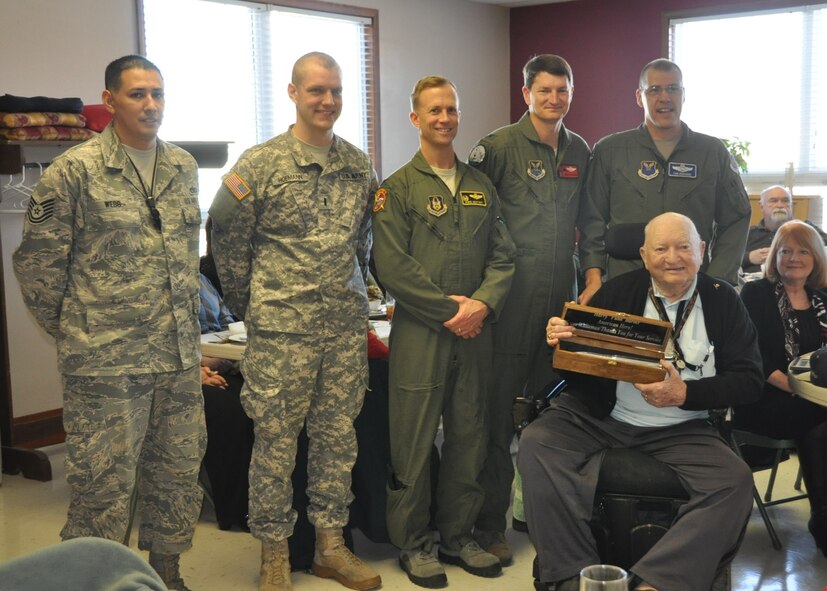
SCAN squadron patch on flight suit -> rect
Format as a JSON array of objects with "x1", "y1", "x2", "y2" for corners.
[
  {"x1": 25, "y1": 195, "x2": 55, "y2": 224},
  {"x1": 460, "y1": 191, "x2": 487, "y2": 207},
  {"x1": 427, "y1": 195, "x2": 448, "y2": 217},
  {"x1": 558, "y1": 164, "x2": 580, "y2": 178},
  {"x1": 468, "y1": 144, "x2": 486, "y2": 164},
  {"x1": 373, "y1": 188, "x2": 388, "y2": 213},
  {"x1": 638, "y1": 161, "x2": 659, "y2": 180},
  {"x1": 728, "y1": 153, "x2": 741, "y2": 174},
  {"x1": 224, "y1": 172, "x2": 251, "y2": 200},
  {"x1": 527, "y1": 160, "x2": 546, "y2": 180},
  {"x1": 668, "y1": 162, "x2": 697, "y2": 178}
]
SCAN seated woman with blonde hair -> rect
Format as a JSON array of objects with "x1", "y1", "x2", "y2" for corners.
[{"x1": 736, "y1": 219, "x2": 827, "y2": 554}]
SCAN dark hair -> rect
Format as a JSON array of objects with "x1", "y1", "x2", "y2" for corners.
[
  {"x1": 639, "y1": 58, "x2": 682, "y2": 89},
  {"x1": 523, "y1": 54, "x2": 573, "y2": 88},
  {"x1": 105, "y1": 55, "x2": 162, "y2": 91}
]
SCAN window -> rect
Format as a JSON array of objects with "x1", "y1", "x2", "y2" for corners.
[
  {"x1": 138, "y1": 0, "x2": 379, "y2": 212},
  {"x1": 669, "y1": 4, "x2": 826, "y2": 187}
]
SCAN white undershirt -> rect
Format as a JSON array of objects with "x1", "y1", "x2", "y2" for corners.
[
  {"x1": 431, "y1": 165, "x2": 457, "y2": 195},
  {"x1": 611, "y1": 277, "x2": 714, "y2": 427}
]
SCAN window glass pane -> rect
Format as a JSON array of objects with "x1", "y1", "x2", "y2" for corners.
[
  {"x1": 142, "y1": 0, "x2": 372, "y2": 212},
  {"x1": 672, "y1": 11, "x2": 803, "y2": 173}
]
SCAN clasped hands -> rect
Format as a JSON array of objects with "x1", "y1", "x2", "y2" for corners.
[
  {"x1": 546, "y1": 314, "x2": 688, "y2": 407},
  {"x1": 443, "y1": 295, "x2": 490, "y2": 339}
]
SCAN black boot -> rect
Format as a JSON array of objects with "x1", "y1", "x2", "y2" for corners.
[{"x1": 797, "y1": 422, "x2": 827, "y2": 557}]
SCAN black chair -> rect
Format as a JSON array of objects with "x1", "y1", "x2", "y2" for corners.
[{"x1": 728, "y1": 428, "x2": 807, "y2": 550}]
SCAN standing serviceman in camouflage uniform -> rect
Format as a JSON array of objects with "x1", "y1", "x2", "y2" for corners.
[
  {"x1": 13, "y1": 55, "x2": 205, "y2": 591},
  {"x1": 372, "y1": 76, "x2": 515, "y2": 588},
  {"x1": 466, "y1": 54, "x2": 590, "y2": 565},
  {"x1": 208, "y1": 52, "x2": 380, "y2": 591}
]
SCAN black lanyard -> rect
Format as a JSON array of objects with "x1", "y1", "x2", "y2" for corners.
[
  {"x1": 125, "y1": 147, "x2": 161, "y2": 231},
  {"x1": 648, "y1": 287, "x2": 699, "y2": 371}
]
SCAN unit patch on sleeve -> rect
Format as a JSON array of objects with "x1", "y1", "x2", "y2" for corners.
[
  {"x1": 558, "y1": 164, "x2": 580, "y2": 178},
  {"x1": 638, "y1": 161, "x2": 659, "y2": 180},
  {"x1": 373, "y1": 188, "x2": 388, "y2": 213},
  {"x1": 460, "y1": 191, "x2": 487, "y2": 207},
  {"x1": 25, "y1": 195, "x2": 55, "y2": 224},
  {"x1": 468, "y1": 144, "x2": 486, "y2": 165},
  {"x1": 667, "y1": 162, "x2": 697, "y2": 178},
  {"x1": 427, "y1": 195, "x2": 448, "y2": 217},
  {"x1": 527, "y1": 160, "x2": 546, "y2": 180},
  {"x1": 224, "y1": 172, "x2": 251, "y2": 200}
]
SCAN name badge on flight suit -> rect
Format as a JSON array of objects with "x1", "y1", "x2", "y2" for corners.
[
  {"x1": 638, "y1": 161, "x2": 659, "y2": 180},
  {"x1": 460, "y1": 191, "x2": 487, "y2": 206},
  {"x1": 558, "y1": 164, "x2": 580, "y2": 178},
  {"x1": 668, "y1": 162, "x2": 698, "y2": 178},
  {"x1": 527, "y1": 160, "x2": 546, "y2": 180},
  {"x1": 427, "y1": 195, "x2": 448, "y2": 217}
]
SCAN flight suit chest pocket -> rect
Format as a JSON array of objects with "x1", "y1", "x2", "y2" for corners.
[{"x1": 411, "y1": 208, "x2": 447, "y2": 241}]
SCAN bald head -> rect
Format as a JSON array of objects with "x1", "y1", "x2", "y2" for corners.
[
  {"x1": 641, "y1": 212, "x2": 706, "y2": 300},
  {"x1": 291, "y1": 52, "x2": 340, "y2": 85}
]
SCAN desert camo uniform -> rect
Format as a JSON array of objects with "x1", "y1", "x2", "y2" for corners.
[
  {"x1": 209, "y1": 127, "x2": 377, "y2": 543},
  {"x1": 13, "y1": 123, "x2": 206, "y2": 554}
]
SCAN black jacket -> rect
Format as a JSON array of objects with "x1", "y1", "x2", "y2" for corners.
[{"x1": 563, "y1": 269, "x2": 763, "y2": 419}]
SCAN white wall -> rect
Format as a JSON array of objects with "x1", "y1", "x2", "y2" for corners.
[{"x1": 0, "y1": 0, "x2": 511, "y2": 178}]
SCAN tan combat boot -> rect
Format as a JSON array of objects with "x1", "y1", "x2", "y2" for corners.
[
  {"x1": 148, "y1": 552, "x2": 191, "y2": 591},
  {"x1": 312, "y1": 528, "x2": 381, "y2": 590},
  {"x1": 260, "y1": 539, "x2": 292, "y2": 591}
]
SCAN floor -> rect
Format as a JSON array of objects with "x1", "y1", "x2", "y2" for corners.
[{"x1": 1, "y1": 445, "x2": 826, "y2": 591}]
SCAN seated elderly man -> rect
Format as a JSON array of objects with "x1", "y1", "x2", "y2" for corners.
[
  {"x1": 519, "y1": 212, "x2": 762, "y2": 591},
  {"x1": 742, "y1": 185, "x2": 827, "y2": 274}
]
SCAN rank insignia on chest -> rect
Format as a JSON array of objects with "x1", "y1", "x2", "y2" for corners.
[
  {"x1": 224, "y1": 172, "x2": 251, "y2": 200},
  {"x1": 638, "y1": 161, "x2": 659, "y2": 180},
  {"x1": 558, "y1": 164, "x2": 580, "y2": 178},
  {"x1": 460, "y1": 191, "x2": 487, "y2": 207},
  {"x1": 527, "y1": 160, "x2": 546, "y2": 180},
  {"x1": 427, "y1": 195, "x2": 448, "y2": 217},
  {"x1": 668, "y1": 162, "x2": 697, "y2": 178},
  {"x1": 373, "y1": 188, "x2": 388, "y2": 213}
]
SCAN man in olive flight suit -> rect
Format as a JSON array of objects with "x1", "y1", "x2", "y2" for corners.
[
  {"x1": 578, "y1": 58, "x2": 750, "y2": 304},
  {"x1": 467, "y1": 54, "x2": 590, "y2": 564},
  {"x1": 209, "y1": 52, "x2": 380, "y2": 591},
  {"x1": 372, "y1": 76, "x2": 515, "y2": 589},
  {"x1": 13, "y1": 55, "x2": 205, "y2": 591}
]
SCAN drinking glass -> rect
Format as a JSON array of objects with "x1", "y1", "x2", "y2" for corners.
[
  {"x1": 384, "y1": 293, "x2": 395, "y2": 322},
  {"x1": 579, "y1": 564, "x2": 628, "y2": 591}
]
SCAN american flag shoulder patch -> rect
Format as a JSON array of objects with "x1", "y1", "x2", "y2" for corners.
[{"x1": 224, "y1": 172, "x2": 251, "y2": 200}]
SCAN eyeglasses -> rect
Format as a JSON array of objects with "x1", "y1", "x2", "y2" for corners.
[
  {"x1": 643, "y1": 84, "x2": 684, "y2": 96},
  {"x1": 146, "y1": 197, "x2": 162, "y2": 231}
]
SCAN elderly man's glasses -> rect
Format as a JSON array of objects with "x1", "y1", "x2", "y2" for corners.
[{"x1": 643, "y1": 84, "x2": 683, "y2": 96}]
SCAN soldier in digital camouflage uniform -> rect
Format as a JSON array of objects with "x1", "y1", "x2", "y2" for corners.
[
  {"x1": 466, "y1": 54, "x2": 590, "y2": 565},
  {"x1": 372, "y1": 76, "x2": 515, "y2": 588},
  {"x1": 12, "y1": 55, "x2": 205, "y2": 591},
  {"x1": 208, "y1": 52, "x2": 380, "y2": 591}
]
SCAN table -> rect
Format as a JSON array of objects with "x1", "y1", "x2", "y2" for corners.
[
  {"x1": 788, "y1": 352, "x2": 827, "y2": 407},
  {"x1": 200, "y1": 320, "x2": 391, "y2": 361}
]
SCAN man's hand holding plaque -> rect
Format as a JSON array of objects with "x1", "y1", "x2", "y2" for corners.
[{"x1": 549, "y1": 302, "x2": 673, "y2": 385}]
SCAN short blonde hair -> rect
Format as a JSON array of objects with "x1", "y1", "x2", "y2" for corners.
[
  {"x1": 410, "y1": 76, "x2": 457, "y2": 110},
  {"x1": 765, "y1": 219, "x2": 827, "y2": 288}
]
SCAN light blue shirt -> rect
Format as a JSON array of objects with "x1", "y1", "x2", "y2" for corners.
[{"x1": 611, "y1": 277, "x2": 714, "y2": 427}]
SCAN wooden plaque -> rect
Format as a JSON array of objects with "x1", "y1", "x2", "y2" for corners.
[{"x1": 552, "y1": 302, "x2": 672, "y2": 384}]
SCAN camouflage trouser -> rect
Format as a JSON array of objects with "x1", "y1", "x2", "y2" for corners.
[
  {"x1": 61, "y1": 366, "x2": 206, "y2": 554},
  {"x1": 240, "y1": 328, "x2": 368, "y2": 542}
]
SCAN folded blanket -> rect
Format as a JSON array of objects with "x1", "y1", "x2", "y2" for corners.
[
  {"x1": 0, "y1": 112, "x2": 87, "y2": 128},
  {"x1": 0, "y1": 126, "x2": 96, "y2": 141},
  {"x1": 0, "y1": 94, "x2": 83, "y2": 114}
]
